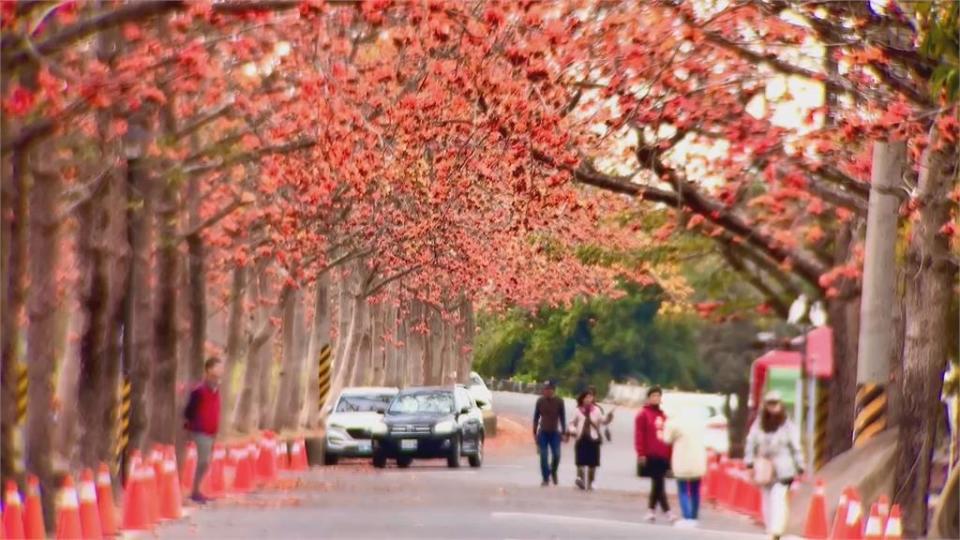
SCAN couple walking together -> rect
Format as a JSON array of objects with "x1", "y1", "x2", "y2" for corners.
[{"x1": 532, "y1": 382, "x2": 611, "y2": 490}]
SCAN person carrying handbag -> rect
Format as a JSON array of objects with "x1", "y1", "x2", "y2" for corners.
[
  {"x1": 635, "y1": 386, "x2": 675, "y2": 523},
  {"x1": 745, "y1": 391, "x2": 805, "y2": 540},
  {"x1": 568, "y1": 389, "x2": 612, "y2": 491}
]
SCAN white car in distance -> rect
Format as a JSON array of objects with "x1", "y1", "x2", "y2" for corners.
[
  {"x1": 466, "y1": 372, "x2": 494, "y2": 412},
  {"x1": 323, "y1": 387, "x2": 399, "y2": 465}
]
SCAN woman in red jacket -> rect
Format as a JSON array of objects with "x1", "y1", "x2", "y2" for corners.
[{"x1": 635, "y1": 386, "x2": 674, "y2": 522}]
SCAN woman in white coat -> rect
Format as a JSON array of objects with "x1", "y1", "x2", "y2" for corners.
[
  {"x1": 745, "y1": 391, "x2": 804, "y2": 540},
  {"x1": 664, "y1": 409, "x2": 708, "y2": 528},
  {"x1": 568, "y1": 389, "x2": 612, "y2": 491}
]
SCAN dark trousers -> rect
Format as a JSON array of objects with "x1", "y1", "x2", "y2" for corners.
[
  {"x1": 536, "y1": 431, "x2": 562, "y2": 482},
  {"x1": 677, "y1": 479, "x2": 701, "y2": 519},
  {"x1": 647, "y1": 457, "x2": 671, "y2": 512}
]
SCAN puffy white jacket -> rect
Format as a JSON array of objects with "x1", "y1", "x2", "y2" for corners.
[{"x1": 664, "y1": 415, "x2": 707, "y2": 479}]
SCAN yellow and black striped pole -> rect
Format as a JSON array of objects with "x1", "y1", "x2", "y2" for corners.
[
  {"x1": 854, "y1": 382, "x2": 887, "y2": 447},
  {"x1": 814, "y1": 380, "x2": 829, "y2": 469},
  {"x1": 115, "y1": 377, "x2": 131, "y2": 474},
  {"x1": 16, "y1": 362, "x2": 27, "y2": 425},
  {"x1": 317, "y1": 344, "x2": 332, "y2": 411}
]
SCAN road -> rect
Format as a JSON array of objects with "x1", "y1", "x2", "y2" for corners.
[{"x1": 158, "y1": 392, "x2": 763, "y2": 539}]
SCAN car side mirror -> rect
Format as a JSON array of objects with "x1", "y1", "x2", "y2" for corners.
[
  {"x1": 460, "y1": 407, "x2": 471, "y2": 415},
  {"x1": 325, "y1": 405, "x2": 333, "y2": 414},
  {"x1": 376, "y1": 407, "x2": 386, "y2": 415}
]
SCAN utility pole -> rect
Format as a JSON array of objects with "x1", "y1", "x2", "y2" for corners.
[{"x1": 853, "y1": 140, "x2": 905, "y2": 447}]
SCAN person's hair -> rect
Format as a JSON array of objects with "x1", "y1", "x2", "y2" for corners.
[
  {"x1": 760, "y1": 406, "x2": 787, "y2": 433},
  {"x1": 204, "y1": 357, "x2": 222, "y2": 372},
  {"x1": 647, "y1": 386, "x2": 663, "y2": 398},
  {"x1": 576, "y1": 389, "x2": 595, "y2": 408}
]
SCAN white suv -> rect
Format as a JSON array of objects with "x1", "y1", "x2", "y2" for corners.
[{"x1": 323, "y1": 387, "x2": 399, "y2": 465}]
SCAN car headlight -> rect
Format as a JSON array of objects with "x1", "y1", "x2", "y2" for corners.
[
  {"x1": 326, "y1": 423, "x2": 348, "y2": 441},
  {"x1": 371, "y1": 421, "x2": 388, "y2": 436},
  {"x1": 433, "y1": 420, "x2": 456, "y2": 435}
]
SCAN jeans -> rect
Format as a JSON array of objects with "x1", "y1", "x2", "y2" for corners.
[
  {"x1": 190, "y1": 432, "x2": 215, "y2": 497},
  {"x1": 536, "y1": 431, "x2": 562, "y2": 482},
  {"x1": 677, "y1": 479, "x2": 701, "y2": 520}
]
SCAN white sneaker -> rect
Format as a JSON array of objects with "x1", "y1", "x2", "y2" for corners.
[
  {"x1": 644, "y1": 512, "x2": 656, "y2": 523},
  {"x1": 664, "y1": 512, "x2": 678, "y2": 523}
]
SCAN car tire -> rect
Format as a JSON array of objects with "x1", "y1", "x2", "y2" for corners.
[
  {"x1": 447, "y1": 435, "x2": 461, "y2": 468},
  {"x1": 396, "y1": 456, "x2": 413, "y2": 468},
  {"x1": 372, "y1": 449, "x2": 387, "y2": 469},
  {"x1": 468, "y1": 436, "x2": 483, "y2": 468}
]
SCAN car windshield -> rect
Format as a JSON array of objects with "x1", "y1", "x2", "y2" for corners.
[
  {"x1": 388, "y1": 392, "x2": 455, "y2": 415},
  {"x1": 336, "y1": 394, "x2": 394, "y2": 413}
]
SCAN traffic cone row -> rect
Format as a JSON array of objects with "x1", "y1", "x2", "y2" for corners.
[
  {"x1": 10, "y1": 431, "x2": 318, "y2": 538},
  {"x1": 801, "y1": 483, "x2": 904, "y2": 540}
]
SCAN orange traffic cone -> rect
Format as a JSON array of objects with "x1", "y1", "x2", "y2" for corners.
[
  {"x1": 246, "y1": 443, "x2": 259, "y2": 485},
  {"x1": 96, "y1": 463, "x2": 118, "y2": 537},
  {"x1": 882, "y1": 504, "x2": 902, "y2": 539},
  {"x1": 78, "y1": 469, "x2": 103, "y2": 540},
  {"x1": 296, "y1": 438, "x2": 309, "y2": 470},
  {"x1": 843, "y1": 488, "x2": 865, "y2": 540},
  {"x1": 830, "y1": 487, "x2": 850, "y2": 539},
  {"x1": 863, "y1": 502, "x2": 884, "y2": 540},
  {"x1": 875, "y1": 494, "x2": 890, "y2": 524},
  {"x1": 232, "y1": 447, "x2": 254, "y2": 493},
  {"x1": 143, "y1": 456, "x2": 161, "y2": 523},
  {"x1": 802, "y1": 480, "x2": 829, "y2": 539},
  {"x1": 23, "y1": 475, "x2": 45, "y2": 540},
  {"x1": 55, "y1": 475, "x2": 83, "y2": 540},
  {"x1": 4, "y1": 480, "x2": 25, "y2": 539},
  {"x1": 121, "y1": 462, "x2": 152, "y2": 531},
  {"x1": 277, "y1": 441, "x2": 290, "y2": 471},
  {"x1": 181, "y1": 442, "x2": 198, "y2": 493},
  {"x1": 160, "y1": 447, "x2": 182, "y2": 520},
  {"x1": 256, "y1": 439, "x2": 277, "y2": 484}
]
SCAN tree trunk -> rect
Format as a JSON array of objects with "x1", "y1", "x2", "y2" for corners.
[
  {"x1": 329, "y1": 291, "x2": 366, "y2": 409},
  {"x1": 233, "y1": 264, "x2": 270, "y2": 433},
  {"x1": 75, "y1": 161, "x2": 129, "y2": 469},
  {"x1": 219, "y1": 266, "x2": 246, "y2": 432},
  {"x1": 301, "y1": 275, "x2": 331, "y2": 427},
  {"x1": 825, "y1": 220, "x2": 861, "y2": 460},
  {"x1": 726, "y1": 382, "x2": 750, "y2": 459},
  {"x1": 370, "y1": 301, "x2": 385, "y2": 386},
  {"x1": 346, "y1": 296, "x2": 370, "y2": 387},
  {"x1": 331, "y1": 270, "x2": 354, "y2": 392},
  {"x1": 1, "y1": 150, "x2": 28, "y2": 483},
  {"x1": 54, "y1": 309, "x2": 81, "y2": 466},
  {"x1": 271, "y1": 284, "x2": 299, "y2": 430},
  {"x1": 25, "y1": 167, "x2": 60, "y2": 529},
  {"x1": 895, "y1": 130, "x2": 957, "y2": 537},
  {"x1": 148, "y1": 180, "x2": 181, "y2": 445},
  {"x1": 122, "y1": 154, "x2": 154, "y2": 454},
  {"x1": 425, "y1": 308, "x2": 444, "y2": 385},
  {"x1": 457, "y1": 297, "x2": 475, "y2": 385},
  {"x1": 408, "y1": 301, "x2": 426, "y2": 386},
  {"x1": 186, "y1": 174, "x2": 206, "y2": 383},
  {"x1": 384, "y1": 302, "x2": 399, "y2": 387}
]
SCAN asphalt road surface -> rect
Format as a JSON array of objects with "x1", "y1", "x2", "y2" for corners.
[{"x1": 158, "y1": 392, "x2": 764, "y2": 539}]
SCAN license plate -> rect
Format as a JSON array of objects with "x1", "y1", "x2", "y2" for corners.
[
  {"x1": 358, "y1": 441, "x2": 372, "y2": 453},
  {"x1": 400, "y1": 439, "x2": 417, "y2": 451}
]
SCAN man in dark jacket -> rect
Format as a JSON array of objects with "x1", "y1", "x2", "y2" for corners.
[
  {"x1": 635, "y1": 386, "x2": 674, "y2": 522},
  {"x1": 533, "y1": 381, "x2": 566, "y2": 486},
  {"x1": 184, "y1": 357, "x2": 224, "y2": 503}
]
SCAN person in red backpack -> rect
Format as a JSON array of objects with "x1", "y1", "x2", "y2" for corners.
[
  {"x1": 183, "y1": 357, "x2": 223, "y2": 504},
  {"x1": 635, "y1": 386, "x2": 674, "y2": 522}
]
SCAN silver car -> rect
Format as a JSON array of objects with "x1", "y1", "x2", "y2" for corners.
[{"x1": 323, "y1": 387, "x2": 399, "y2": 465}]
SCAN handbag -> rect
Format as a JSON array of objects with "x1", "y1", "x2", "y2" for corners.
[{"x1": 752, "y1": 456, "x2": 775, "y2": 486}]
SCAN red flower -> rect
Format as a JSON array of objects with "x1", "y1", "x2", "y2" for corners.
[{"x1": 3, "y1": 86, "x2": 35, "y2": 116}]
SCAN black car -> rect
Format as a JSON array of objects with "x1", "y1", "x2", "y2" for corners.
[{"x1": 370, "y1": 385, "x2": 484, "y2": 469}]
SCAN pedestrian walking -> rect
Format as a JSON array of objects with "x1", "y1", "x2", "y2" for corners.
[
  {"x1": 569, "y1": 388, "x2": 611, "y2": 491},
  {"x1": 533, "y1": 381, "x2": 567, "y2": 486},
  {"x1": 183, "y1": 356, "x2": 224, "y2": 504},
  {"x1": 635, "y1": 386, "x2": 675, "y2": 522},
  {"x1": 664, "y1": 409, "x2": 708, "y2": 528},
  {"x1": 745, "y1": 390, "x2": 804, "y2": 540}
]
